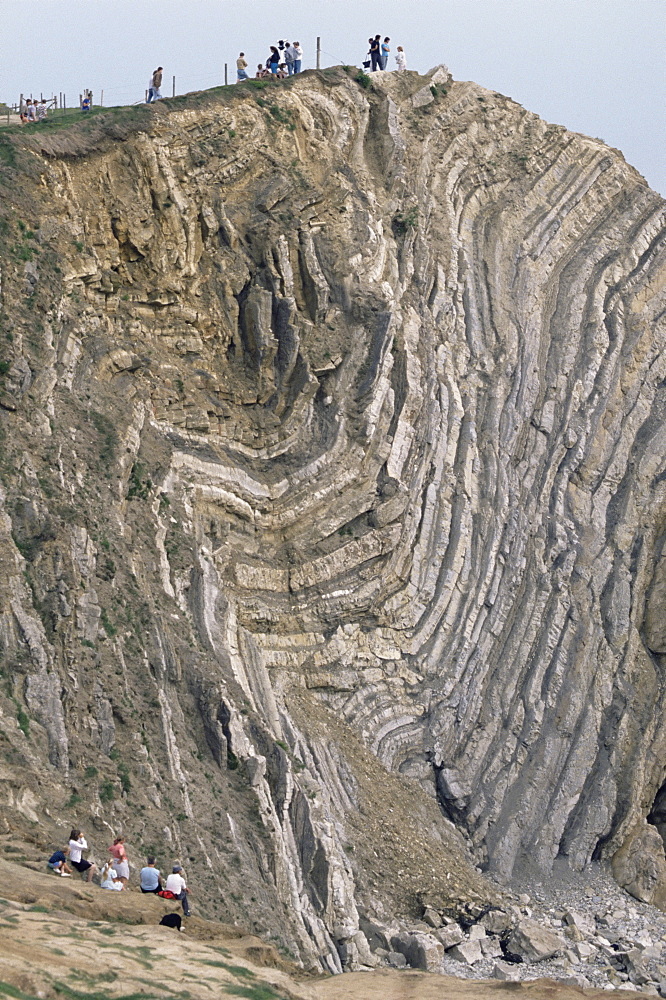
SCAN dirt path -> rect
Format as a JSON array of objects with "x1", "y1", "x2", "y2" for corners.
[{"x1": 314, "y1": 969, "x2": 641, "y2": 999}]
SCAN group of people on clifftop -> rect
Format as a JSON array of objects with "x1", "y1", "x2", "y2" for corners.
[
  {"x1": 237, "y1": 40, "x2": 305, "y2": 81},
  {"x1": 366, "y1": 35, "x2": 407, "y2": 72},
  {"x1": 47, "y1": 829, "x2": 192, "y2": 917},
  {"x1": 148, "y1": 31, "x2": 407, "y2": 99}
]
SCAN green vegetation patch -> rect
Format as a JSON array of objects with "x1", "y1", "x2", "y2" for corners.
[
  {"x1": 222, "y1": 986, "x2": 285, "y2": 1000},
  {"x1": 194, "y1": 960, "x2": 255, "y2": 978},
  {"x1": 392, "y1": 207, "x2": 419, "y2": 236},
  {"x1": 54, "y1": 985, "x2": 162, "y2": 1000}
]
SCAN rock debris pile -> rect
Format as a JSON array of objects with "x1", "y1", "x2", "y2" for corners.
[{"x1": 359, "y1": 862, "x2": 666, "y2": 994}]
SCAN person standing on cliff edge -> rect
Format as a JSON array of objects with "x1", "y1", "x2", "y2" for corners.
[
  {"x1": 147, "y1": 66, "x2": 163, "y2": 102},
  {"x1": 370, "y1": 35, "x2": 381, "y2": 71},
  {"x1": 236, "y1": 53, "x2": 249, "y2": 82}
]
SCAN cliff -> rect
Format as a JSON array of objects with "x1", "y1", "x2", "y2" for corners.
[{"x1": 0, "y1": 65, "x2": 665, "y2": 974}]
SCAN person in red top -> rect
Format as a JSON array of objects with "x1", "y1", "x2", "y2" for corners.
[{"x1": 108, "y1": 836, "x2": 130, "y2": 884}]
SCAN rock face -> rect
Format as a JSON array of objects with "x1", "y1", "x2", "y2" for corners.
[{"x1": 0, "y1": 65, "x2": 664, "y2": 970}]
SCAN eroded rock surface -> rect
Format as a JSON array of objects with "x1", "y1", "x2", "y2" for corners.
[{"x1": 0, "y1": 65, "x2": 664, "y2": 974}]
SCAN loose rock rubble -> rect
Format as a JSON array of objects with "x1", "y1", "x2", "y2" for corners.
[{"x1": 361, "y1": 861, "x2": 666, "y2": 994}]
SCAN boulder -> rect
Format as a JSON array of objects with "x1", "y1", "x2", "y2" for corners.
[
  {"x1": 482, "y1": 908, "x2": 513, "y2": 935},
  {"x1": 612, "y1": 821, "x2": 666, "y2": 905},
  {"x1": 434, "y1": 923, "x2": 464, "y2": 950},
  {"x1": 422, "y1": 906, "x2": 442, "y2": 929},
  {"x1": 506, "y1": 919, "x2": 565, "y2": 963},
  {"x1": 359, "y1": 915, "x2": 390, "y2": 952},
  {"x1": 493, "y1": 960, "x2": 520, "y2": 981},
  {"x1": 387, "y1": 951, "x2": 407, "y2": 969},
  {"x1": 468, "y1": 924, "x2": 486, "y2": 941},
  {"x1": 425, "y1": 65, "x2": 451, "y2": 86},
  {"x1": 564, "y1": 909, "x2": 596, "y2": 937},
  {"x1": 448, "y1": 940, "x2": 483, "y2": 965},
  {"x1": 481, "y1": 937, "x2": 504, "y2": 959},
  {"x1": 390, "y1": 931, "x2": 444, "y2": 971},
  {"x1": 411, "y1": 87, "x2": 434, "y2": 109}
]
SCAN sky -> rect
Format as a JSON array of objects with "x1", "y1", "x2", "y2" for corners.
[{"x1": 1, "y1": 0, "x2": 664, "y2": 195}]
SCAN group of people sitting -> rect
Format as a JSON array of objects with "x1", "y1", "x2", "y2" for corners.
[
  {"x1": 19, "y1": 99, "x2": 48, "y2": 123},
  {"x1": 47, "y1": 829, "x2": 191, "y2": 916},
  {"x1": 236, "y1": 41, "x2": 303, "y2": 82}
]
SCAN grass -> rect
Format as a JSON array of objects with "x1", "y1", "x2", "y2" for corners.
[
  {"x1": 100, "y1": 608, "x2": 117, "y2": 638},
  {"x1": 355, "y1": 71, "x2": 371, "y2": 89},
  {"x1": 54, "y1": 986, "x2": 162, "y2": 1000},
  {"x1": 194, "y1": 961, "x2": 255, "y2": 979},
  {"x1": 99, "y1": 779, "x2": 115, "y2": 802},
  {"x1": 14, "y1": 701, "x2": 29, "y2": 738},
  {"x1": 222, "y1": 986, "x2": 285, "y2": 1000},
  {"x1": 127, "y1": 462, "x2": 152, "y2": 500},
  {"x1": 0, "y1": 983, "x2": 39, "y2": 1000},
  {"x1": 0, "y1": 137, "x2": 16, "y2": 167},
  {"x1": 90, "y1": 411, "x2": 118, "y2": 467}
]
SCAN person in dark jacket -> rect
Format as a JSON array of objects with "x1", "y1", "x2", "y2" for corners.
[{"x1": 370, "y1": 35, "x2": 381, "y2": 71}]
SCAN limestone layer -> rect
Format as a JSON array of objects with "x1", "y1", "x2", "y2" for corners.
[{"x1": 0, "y1": 67, "x2": 664, "y2": 966}]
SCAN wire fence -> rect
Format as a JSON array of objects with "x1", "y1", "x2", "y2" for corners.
[{"x1": 3, "y1": 37, "x2": 369, "y2": 115}]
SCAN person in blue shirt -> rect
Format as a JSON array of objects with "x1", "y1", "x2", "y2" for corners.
[
  {"x1": 47, "y1": 847, "x2": 72, "y2": 876},
  {"x1": 267, "y1": 47, "x2": 280, "y2": 75},
  {"x1": 140, "y1": 855, "x2": 163, "y2": 894},
  {"x1": 381, "y1": 38, "x2": 390, "y2": 70}
]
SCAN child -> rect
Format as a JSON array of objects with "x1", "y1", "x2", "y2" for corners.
[
  {"x1": 47, "y1": 847, "x2": 72, "y2": 876},
  {"x1": 395, "y1": 47, "x2": 407, "y2": 71},
  {"x1": 81, "y1": 95, "x2": 91, "y2": 112},
  {"x1": 100, "y1": 862, "x2": 123, "y2": 891}
]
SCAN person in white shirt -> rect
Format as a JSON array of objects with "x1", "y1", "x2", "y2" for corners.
[
  {"x1": 68, "y1": 828, "x2": 98, "y2": 882},
  {"x1": 100, "y1": 862, "x2": 123, "y2": 891},
  {"x1": 165, "y1": 864, "x2": 191, "y2": 916},
  {"x1": 395, "y1": 46, "x2": 407, "y2": 71},
  {"x1": 292, "y1": 43, "x2": 303, "y2": 74}
]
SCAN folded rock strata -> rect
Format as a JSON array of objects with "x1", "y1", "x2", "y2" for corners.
[{"x1": 0, "y1": 65, "x2": 664, "y2": 968}]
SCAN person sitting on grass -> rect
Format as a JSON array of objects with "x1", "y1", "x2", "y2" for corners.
[
  {"x1": 165, "y1": 865, "x2": 191, "y2": 916},
  {"x1": 68, "y1": 828, "x2": 98, "y2": 882},
  {"x1": 100, "y1": 862, "x2": 123, "y2": 891},
  {"x1": 47, "y1": 847, "x2": 72, "y2": 876},
  {"x1": 36, "y1": 99, "x2": 47, "y2": 120},
  {"x1": 140, "y1": 856, "x2": 163, "y2": 894},
  {"x1": 81, "y1": 94, "x2": 91, "y2": 112}
]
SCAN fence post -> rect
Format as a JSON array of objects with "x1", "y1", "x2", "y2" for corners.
[
  {"x1": 316, "y1": 37, "x2": 321, "y2": 69},
  {"x1": 172, "y1": 75, "x2": 175, "y2": 97},
  {"x1": 101, "y1": 90, "x2": 104, "y2": 107},
  {"x1": 225, "y1": 63, "x2": 228, "y2": 86}
]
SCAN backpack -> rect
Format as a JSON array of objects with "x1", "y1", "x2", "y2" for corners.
[{"x1": 158, "y1": 889, "x2": 176, "y2": 899}]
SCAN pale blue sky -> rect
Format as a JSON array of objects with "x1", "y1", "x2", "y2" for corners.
[{"x1": 2, "y1": 0, "x2": 664, "y2": 195}]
